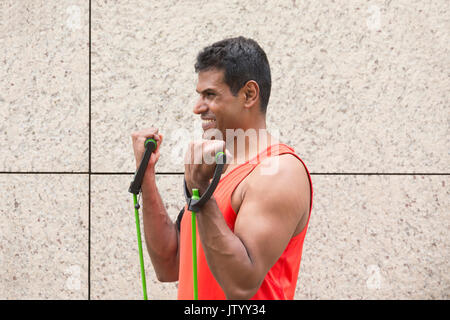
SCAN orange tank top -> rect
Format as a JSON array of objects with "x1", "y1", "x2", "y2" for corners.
[{"x1": 177, "y1": 143, "x2": 313, "y2": 300}]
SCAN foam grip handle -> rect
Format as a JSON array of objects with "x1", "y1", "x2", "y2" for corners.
[
  {"x1": 144, "y1": 138, "x2": 157, "y2": 151},
  {"x1": 128, "y1": 138, "x2": 158, "y2": 195},
  {"x1": 184, "y1": 150, "x2": 227, "y2": 212}
]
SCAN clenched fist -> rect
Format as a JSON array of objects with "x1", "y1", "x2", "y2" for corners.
[
  {"x1": 184, "y1": 139, "x2": 231, "y2": 195},
  {"x1": 131, "y1": 127, "x2": 164, "y2": 175}
]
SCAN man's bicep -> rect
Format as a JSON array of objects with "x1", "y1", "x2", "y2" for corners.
[{"x1": 233, "y1": 173, "x2": 303, "y2": 278}]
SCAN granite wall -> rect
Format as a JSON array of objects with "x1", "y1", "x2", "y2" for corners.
[{"x1": 0, "y1": 0, "x2": 448, "y2": 299}]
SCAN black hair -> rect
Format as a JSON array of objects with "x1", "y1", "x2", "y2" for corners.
[{"x1": 194, "y1": 36, "x2": 271, "y2": 114}]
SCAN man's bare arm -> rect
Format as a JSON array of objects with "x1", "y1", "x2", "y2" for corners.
[
  {"x1": 131, "y1": 128, "x2": 179, "y2": 282},
  {"x1": 141, "y1": 174, "x2": 180, "y2": 282},
  {"x1": 196, "y1": 155, "x2": 310, "y2": 299}
]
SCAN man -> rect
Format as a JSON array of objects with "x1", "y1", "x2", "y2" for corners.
[{"x1": 131, "y1": 36, "x2": 313, "y2": 300}]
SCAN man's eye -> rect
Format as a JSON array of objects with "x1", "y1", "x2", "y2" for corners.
[{"x1": 206, "y1": 92, "x2": 215, "y2": 97}]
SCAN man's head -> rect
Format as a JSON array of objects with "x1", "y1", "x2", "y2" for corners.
[{"x1": 193, "y1": 37, "x2": 271, "y2": 137}]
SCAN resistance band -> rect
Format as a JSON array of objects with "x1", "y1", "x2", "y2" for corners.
[
  {"x1": 129, "y1": 138, "x2": 226, "y2": 300},
  {"x1": 128, "y1": 137, "x2": 157, "y2": 300},
  {"x1": 190, "y1": 189, "x2": 200, "y2": 300},
  {"x1": 184, "y1": 151, "x2": 226, "y2": 300}
]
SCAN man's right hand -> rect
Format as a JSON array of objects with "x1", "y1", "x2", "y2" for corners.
[
  {"x1": 131, "y1": 128, "x2": 164, "y2": 174},
  {"x1": 132, "y1": 128, "x2": 179, "y2": 282}
]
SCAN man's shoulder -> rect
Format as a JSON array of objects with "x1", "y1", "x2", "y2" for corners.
[
  {"x1": 256, "y1": 152, "x2": 307, "y2": 177},
  {"x1": 240, "y1": 152, "x2": 311, "y2": 229},
  {"x1": 247, "y1": 153, "x2": 309, "y2": 194}
]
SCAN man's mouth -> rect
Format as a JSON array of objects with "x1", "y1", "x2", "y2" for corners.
[{"x1": 202, "y1": 119, "x2": 216, "y2": 130}]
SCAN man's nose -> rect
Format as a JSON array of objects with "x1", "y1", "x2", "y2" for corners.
[{"x1": 193, "y1": 97, "x2": 208, "y2": 114}]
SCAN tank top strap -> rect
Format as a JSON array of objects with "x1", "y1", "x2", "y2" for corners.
[
  {"x1": 214, "y1": 143, "x2": 296, "y2": 199},
  {"x1": 227, "y1": 143, "x2": 294, "y2": 177},
  {"x1": 253, "y1": 143, "x2": 296, "y2": 163}
]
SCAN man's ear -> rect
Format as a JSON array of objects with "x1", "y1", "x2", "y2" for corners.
[{"x1": 243, "y1": 80, "x2": 259, "y2": 109}]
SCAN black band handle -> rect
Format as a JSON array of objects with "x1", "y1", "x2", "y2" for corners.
[
  {"x1": 129, "y1": 138, "x2": 157, "y2": 195},
  {"x1": 184, "y1": 152, "x2": 226, "y2": 212}
]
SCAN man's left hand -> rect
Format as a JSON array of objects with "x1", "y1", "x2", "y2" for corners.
[{"x1": 184, "y1": 139, "x2": 230, "y2": 195}]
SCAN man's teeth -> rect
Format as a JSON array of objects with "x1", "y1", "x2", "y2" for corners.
[{"x1": 203, "y1": 119, "x2": 216, "y2": 124}]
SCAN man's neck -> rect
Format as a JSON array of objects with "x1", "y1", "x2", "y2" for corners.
[{"x1": 225, "y1": 127, "x2": 278, "y2": 166}]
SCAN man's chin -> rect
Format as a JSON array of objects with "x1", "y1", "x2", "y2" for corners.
[{"x1": 202, "y1": 127, "x2": 224, "y2": 141}]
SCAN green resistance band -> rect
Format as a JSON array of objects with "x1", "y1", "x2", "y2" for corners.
[
  {"x1": 129, "y1": 137, "x2": 157, "y2": 300},
  {"x1": 133, "y1": 193, "x2": 148, "y2": 300},
  {"x1": 191, "y1": 189, "x2": 200, "y2": 300},
  {"x1": 186, "y1": 151, "x2": 226, "y2": 300}
]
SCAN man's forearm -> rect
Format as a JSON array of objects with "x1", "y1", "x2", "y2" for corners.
[
  {"x1": 196, "y1": 197, "x2": 260, "y2": 299},
  {"x1": 141, "y1": 173, "x2": 179, "y2": 282}
]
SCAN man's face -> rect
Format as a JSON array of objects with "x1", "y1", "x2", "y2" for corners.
[{"x1": 194, "y1": 68, "x2": 242, "y2": 139}]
